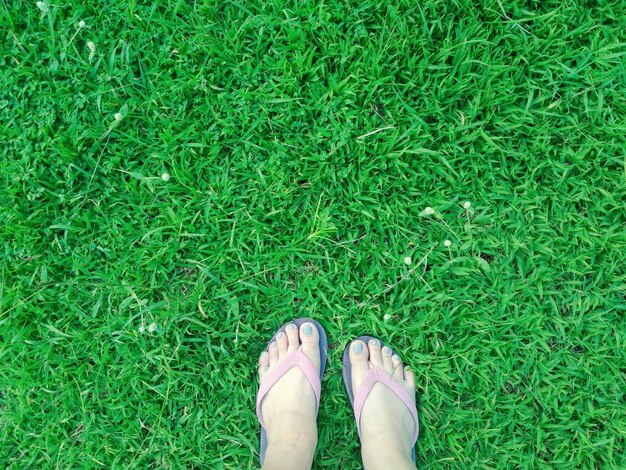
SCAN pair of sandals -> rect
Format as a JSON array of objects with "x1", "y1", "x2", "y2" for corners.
[{"x1": 256, "y1": 318, "x2": 419, "y2": 466}]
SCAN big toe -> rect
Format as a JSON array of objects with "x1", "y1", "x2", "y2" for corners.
[
  {"x1": 299, "y1": 322, "x2": 321, "y2": 372},
  {"x1": 349, "y1": 339, "x2": 370, "y2": 390}
]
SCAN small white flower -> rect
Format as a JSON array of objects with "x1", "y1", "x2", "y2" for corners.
[
  {"x1": 148, "y1": 322, "x2": 157, "y2": 333},
  {"x1": 404, "y1": 256, "x2": 412, "y2": 265},
  {"x1": 114, "y1": 113, "x2": 123, "y2": 121},
  {"x1": 36, "y1": 1, "x2": 48, "y2": 13},
  {"x1": 463, "y1": 201, "x2": 471, "y2": 209},
  {"x1": 161, "y1": 173, "x2": 170, "y2": 182},
  {"x1": 87, "y1": 41, "x2": 96, "y2": 60},
  {"x1": 138, "y1": 325, "x2": 145, "y2": 333},
  {"x1": 419, "y1": 206, "x2": 435, "y2": 217},
  {"x1": 383, "y1": 314, "x2": 392, "y2": 322},
  {"x1": 444, "y1": 239, "x2": 451, "y2": 247},
  {"x1": 79, "y1": 20, "x2": 86, "y2": 28}
]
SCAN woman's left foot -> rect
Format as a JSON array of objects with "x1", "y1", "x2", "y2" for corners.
[{"x1": 258, "y1": 322, "x2": 320, "y2": 469}]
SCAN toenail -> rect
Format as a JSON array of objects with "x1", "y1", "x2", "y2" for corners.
[
  {"x1": 276, "y1": 332, "x2": 285, "y2": 340},
  {"x1": 353, "y1": 342, "x2": 363, "y2": 353},
  {"x1": 369, "y1": 339, "x2": 380, "y2": 347},
  {"x1": 393, "y1": 355, "x2": 401, "y2": 362},
  {"x1": 382, "y1": 346, "x2": 391, "y2": 355},
  {"x1": 303, "y1": 324, "x2": 313, "y2": 336},
  {"x1": 286, "y1": 324, "x2": 296, "y2": 331},
  {"x1": 270, "y1": 342, "x2": 277, "y2": 348}
]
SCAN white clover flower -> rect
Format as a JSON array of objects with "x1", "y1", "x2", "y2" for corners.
[
  {"x1": 444, "y1": 239, "x2": 451, "y2": 247},
  {"x1": 87, "y1": 41, "x2": 96, "y2": 60},
  {"x1": 148, "y1": 322, "x2": 157, "y2": 333},
  {"x1": 114, "y1": 113, "x2": 123, "y2": 121},
  {"x1": 138, "y1": 325, "x2": 145, "y2": 333},
  {"x1": 383, "y1": 314, "x2": 392, "y2": 322},
  {"x1": 79, "y1": 20, "x2": 86, "y2": 28},
  {"x1": 161, "y1": 173, "x2": 170, "y2": 182},
  {"x1": 419, "y1": 206, "x2": 435, "y2": 217},
  {"x1": 463, "y1": 201, "x2": 471, "y2": 209},
  {"x1": 403, "y1": 256, "x2": 412, "y2": 265},
  {"x1": 36, "y1": 1, "x2": 48, "y2": 13}
]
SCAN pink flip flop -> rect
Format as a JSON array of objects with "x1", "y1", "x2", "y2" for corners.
[
  {"x1": 256, "y1": 318, "x2": 328, "y2": 467},
  {"x1": 342, "y1": 335, "x2": 419, "y2": 462}
]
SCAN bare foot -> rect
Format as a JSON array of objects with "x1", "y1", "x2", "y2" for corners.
[
  {"x1": 349, "y1": 338, "x2": 416, "y2": 470},
  {"x1": 258, "y1": 322, "x2": 321, "y2": 470}
]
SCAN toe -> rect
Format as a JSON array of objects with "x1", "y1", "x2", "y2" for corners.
[
  {"x1": 392, "y1": 354, "x2": 404, "y2": 382},
  {"x1": 299, "y1": 322, "x2": 321, "y2": 372},
  {"x1": 404, "y1": 366, "x2": 416, "y2": 391},
  {"x1": 259, "y1": 351, "x2": 270, "y2": 379},
  {"x1": 268, "y1": 341, "x2": 279, "y2": 366},
  {"x1": 368, "y1": 339, "x2": 384, "y2": 368},
  {"x1": 276, "y1": 331, "x2": 288, "y2": 358},
  {"x1": 285, "y1": 323, "x2": 299, "y2": 353},
  {"x1": 349, "y1": 339, "x2": 370, "y2": 391},
  {"x1": 381, "y1": 346, "x2": 394, "y2": 373}
]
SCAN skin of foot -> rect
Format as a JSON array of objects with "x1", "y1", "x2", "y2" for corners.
[
  {"x1": 349, "y1": 338, "x2": 416, "y2": 470},
  {"x1": 258, "y1": 322, "x2": 321, "y2": 470}
]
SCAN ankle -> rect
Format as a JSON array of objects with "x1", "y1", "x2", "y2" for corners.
[
  {"x1": 264, "y1": 428, "x2": 317, "y2": 470},
  {"x1": 361, "y1": 427, "x2": 412, "y2": 453},
  {"x1": 267, "y1": 426, "x2": 317, "y2": 450},
  {"x1": 362, "y1": 435, "x2": 413, "y2": 470},
  {"x1": 362, "y1": 449, "x2": 414, "y2": 470}
]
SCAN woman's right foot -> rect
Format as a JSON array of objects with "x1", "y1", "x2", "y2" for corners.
[{"x1": 349, "y1": 339, "x2": 416, "y2": 470}]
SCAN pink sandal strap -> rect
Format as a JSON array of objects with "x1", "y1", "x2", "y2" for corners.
[
  {"x1": 353, "y1": 366, "x2": 419, "y2": 444},
  {"x1": 256, "y1": 347, "x2": 321, "y2": 429}
]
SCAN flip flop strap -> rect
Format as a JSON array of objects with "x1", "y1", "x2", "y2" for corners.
[
  {"x1": 353, "y1": 367, "x2": 419, "y2": 445},
  {"x1": 256, "y1": 347, "x2": 321, "y2": 429}
]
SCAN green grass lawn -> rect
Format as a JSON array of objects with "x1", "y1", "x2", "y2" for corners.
[{"x1": 2, "y1": 0, "x2": 626, "y2": 468}]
